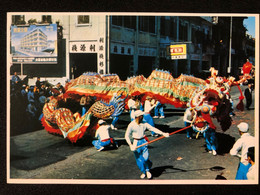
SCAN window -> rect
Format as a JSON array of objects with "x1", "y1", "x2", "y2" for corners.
[
  {"x1": 112, "y1": 16, "x2": 136, "y2": 29},
  {"x1": 113, "y1": 46, "x2": 118, "y2": 53},
  {"x1": 121, "y1": 47, "x2": 125, "y2": 54},
  {"x1": 169, "y1": 18, "x2": 177, "y2": 40},
  {"x1": 160, "y1": 16, "x2": 166, "y2": 36},
  {"x1": 139, "y1": 16, "x2": 155, "y2": 33},
  {"x1": 192, "y1": 26, "x2": 197, "y2": 44},
  {"x1": 112, "y1": 16, "x2": 123, "y2": 26},
  {"x1": 124, "y1": 16, "x2": 136, "y2": 29},
  {"x1": 77, "y1": 15, "x2": 90, "y2": 25},
  {"x1": 12, "y1": 15, "x2": 25, "y2": 25},
  {"x1": 179, "y1": 21, "x2": 188, "y2": 41},
  {"x1": 42, "y1": 15, "x2": 52, "y2": 24},
  {"x1": 128, "y1": 48, "x2": 131, "y2": 54}
]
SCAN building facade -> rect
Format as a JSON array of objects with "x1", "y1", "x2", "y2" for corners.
[{"x1": 9, "y1": 13, "x2": 250, "y2": 84}]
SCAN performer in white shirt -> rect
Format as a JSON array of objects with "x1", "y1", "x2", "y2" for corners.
[
  {"x1": 128, "y1": 96, "x2": 137, "y2": 121},
  {"x1": 143, "y1": 96, "x2": 158, "y2": 137},
  {"x1": 125, "y1": 110, "x2": 169, "y2": 179},
  {"x1": 230, "y1": 122, "x2": 255, "y2": 179},
  {"x1": 183, "y1": 107, "x2": 197, "y2": 139},
  {"x1": 92, "y1": 120, "x2": 118, "y2": 151}
]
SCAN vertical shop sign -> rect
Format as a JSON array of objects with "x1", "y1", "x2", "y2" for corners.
[{"x1": 98, "y1": 37, "x2": 106, "y2": 74}]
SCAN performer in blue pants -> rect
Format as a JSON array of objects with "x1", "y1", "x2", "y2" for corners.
[
  {"x1": 203, "y1": 128, "x2": 218, "y2": 155},
  {"x1": 153, "y1": 101, "x2": 165, "y2": 118},
  {"x1": 92, "y1": 120, "x2": 118, "y2": 151},
  {"x1": 111, "y1": 116, "x2": 119, "y2": 130},
  {"x1": 125, "y1": 110, "x2": 169, "y2": 179}
]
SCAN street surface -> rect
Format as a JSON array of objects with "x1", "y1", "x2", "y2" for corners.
[{"x1": 9, "y1": 85, "x2": 256, "y2": 182}]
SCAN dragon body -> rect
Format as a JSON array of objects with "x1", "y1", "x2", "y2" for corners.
[{"x1": 41, "y1": 69, "x2": 248, "y2": 143}]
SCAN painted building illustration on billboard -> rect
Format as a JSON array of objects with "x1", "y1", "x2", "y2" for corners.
[
  {"x1": 20, "y1": 28, "x2": 48, "y2": 52},
  {"x1": 11, "y1": 24, "x2": 57, "y2": 63}
]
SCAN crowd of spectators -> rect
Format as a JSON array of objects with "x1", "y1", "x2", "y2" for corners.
[{"x1": 10, "y1": 73, "x2": 65, "y2": 135}]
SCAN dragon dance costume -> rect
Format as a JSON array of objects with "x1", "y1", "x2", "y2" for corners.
[{"x1": 40, "y1": 68, "x2": 250, "y2": 145}]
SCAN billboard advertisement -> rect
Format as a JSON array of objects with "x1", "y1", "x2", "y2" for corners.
[
  {"x1": 11, "y1": 24, "x2": 58, "y2": 63},
  {"x1": 170, "y1": 44, "x2": 187, "y2": 59}
]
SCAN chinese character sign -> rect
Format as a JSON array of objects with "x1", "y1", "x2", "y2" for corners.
[
  {"x1": 11, "y1": 24, "x2": 58, "y2": 63},
  {"x1": 170, "y1": 44, "x2": 187, "y2": 59},
  {"x1": 69, "y1": 39, "x2": 106, "y2": 75},
  {"x1": 70, "y1": 42, "x2": 97, "y2": 53},
  {"x1": 98, "y1": 37, "x2": 106, "y2": 75}
]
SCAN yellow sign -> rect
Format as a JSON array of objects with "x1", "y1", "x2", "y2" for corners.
[{"x1": 170, "y1": 44, "x2": 187, "y2": 59}]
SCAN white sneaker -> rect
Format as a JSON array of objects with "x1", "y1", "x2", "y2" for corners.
[
  {"x1": 98, "y1": 147, "x2": 104, "y2": 151},
  {"x1": 159, "y1": 116, "x2": 165, "y2": 118},
  {"x1": 146, "y1": 171, "x2": 152, "y2": 179},
  {"x1": 208, "y1": 150, "x2": 212, "y2": 154},
  {"x1": 212, "y1": 150, "x2": 217, "y2": 156},
  {"x1": 111, "y1": 125, "x2": 118, "y2": 130},
  {"x1": 140, "y1": 173, "x2": 146, "y2": 179},
  {"x1": 153, "y1": 116, "x2": 159, "y2": 118}
]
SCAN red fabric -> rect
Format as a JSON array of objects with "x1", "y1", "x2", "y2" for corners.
[
  {"x1": 236, "y1": 100, "x2": 244, "y2": 111},
  {"x1": 101, "y1": 138, "x2": 114, "y2": 144},
  {"x1": 144, "y1": 135, "x2": 150, "y2": 142},
  {"x1": 130, "y1": 91, "x2": 187, "y2": 108},
  {"x1": 41, "y1": 116, "x2": 62, "y2": 135},
  {"x1": 236, "y1": 85, "x2": 244, "y2": 111},
  {"x1": 243, "y1": 62, "x2": 252, "y2": 75},
  {"x1": 211, "y1": 101, "x2": 219, "y2": 106},
  {"x1": 201, "y1": 112, "x2": 216, "y2": 130}
]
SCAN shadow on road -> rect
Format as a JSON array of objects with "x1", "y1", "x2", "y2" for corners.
[
  {"x1": 215, "y1": 132, "x2": 236, "y2": 155},
  {"x1": 151, "y1": 165, "x2": 226, "y2": 179},
  {"x1": 10, "y1": 138, "x2": 91, "y2": 171}
]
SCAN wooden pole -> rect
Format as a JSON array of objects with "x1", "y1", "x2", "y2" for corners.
[{"x1": 135, "y1": 125, "x2": 191, "y2": 149}]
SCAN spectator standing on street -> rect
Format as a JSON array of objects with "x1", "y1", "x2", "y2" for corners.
[
  {"x1": 27, "y1": 86, "x2": 35, "y2": 103},
  {"x1": 55, "y1": 82, "x2": 65, "y2": 94},
  {"x1": 230, "y1": 122, "x2": 255, "y2": 180},
  {"x1": 244, "y1": 83, "x2": 253, "y2": 110},
  {"x1": 153, "y1": 101, "x2": 165, "y2": 119},
  {"x1": 35, "y1": 77, "x2": 41, "y2": 89},
  {"x1": 11, "y1": 71, "x2": 21, "y2": 85},
  {"x1": 21, "y1": 85, "x2": 28, "y2": 104},
  {"x1": 246, "y1": 147, "x2": 255, "y2": 180},
  {"x1": 92, "y1": 120, "x2": 118, "y2": 151},
  {"x1": 125, "y1": 110, "x2": 169, "y2": 179},
  {"x1": 11, "y1": 72, "x2": 21, "y2": 91}
]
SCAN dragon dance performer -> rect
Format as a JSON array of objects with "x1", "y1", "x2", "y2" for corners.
[
  {"x1": 92, "y1": 120, "x2": 118, "y2": 151},
  {"x1": 128, "y1": 96, "x2": 137, "y2": 121},
  {"x1": 199, "y1": 105, "x2": 218, "y2": 155},
  {"x1": 125, "y1": 110, "x2": 169, "y2": 179},
  {"x1": 183, "y1": 107, "x2": 197, "y2": 139},
  {"x1": 143, "y1": 96, "x2": 158, "y2": 137}
]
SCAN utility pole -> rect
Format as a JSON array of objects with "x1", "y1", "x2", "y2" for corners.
[{"x1": 228, "y1": 16, "x2": 232, "y2": 74}]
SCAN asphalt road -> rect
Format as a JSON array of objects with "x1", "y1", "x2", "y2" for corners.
[{"x1": 9, "y1": 85, "x2": 256, "y2": 183}]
